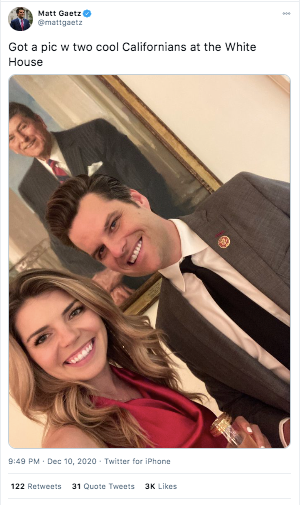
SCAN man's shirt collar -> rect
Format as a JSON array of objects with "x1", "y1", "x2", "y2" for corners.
[
  {"x1": 159, "y1": 219, "x2": 208, "y2": 292},
  {"x1": 37, "y1": 134, "x2": 67, "y2": 166},
  {"x1": 47, "y1": 134, "x2": 66, "y2": 164}
]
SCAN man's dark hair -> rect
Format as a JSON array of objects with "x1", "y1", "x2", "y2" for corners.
[
  {"x1": 46, "y1": 174, "x2": 136, "y2": 248},
  {"x1": 9, "y1": 102, "x2": 36, "y2": 121},
  {"x1": 16, "y1": 7, "x2": 25, "y2": 14}
]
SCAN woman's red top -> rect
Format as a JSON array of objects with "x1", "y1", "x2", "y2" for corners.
[{"x1": 93, "y1": 366, "x2": 226, "y2": 448}]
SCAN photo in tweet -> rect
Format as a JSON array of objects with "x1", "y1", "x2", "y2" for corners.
[{"x1": 9, "y1": 74, "x2": 290, "y2": 451}]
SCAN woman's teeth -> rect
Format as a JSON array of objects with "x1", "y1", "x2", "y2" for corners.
[
  {"x1": 66, "y1": 341, "x2": 93, "y2": 364},
  {"x1": 128, "y1": 239, "x2": 142, "y2": 264}
]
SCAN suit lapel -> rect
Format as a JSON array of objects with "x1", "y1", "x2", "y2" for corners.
[
  {"x1": 53, "y1": 132, "x2": 87, "y2": 176},
  {"x1": 158, "y1": 279, "x2": 290, "y2": 412},
  {"x1": 31, "y1": 160, "x2": 60, "y2": 192},
  {"x1": 183, "y1": 210, "x2": 290, "y2": 313}
]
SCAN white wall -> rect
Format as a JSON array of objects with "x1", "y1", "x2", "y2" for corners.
[{"x1": 120, "y1": 75, "x2": 290, "y2": 183}]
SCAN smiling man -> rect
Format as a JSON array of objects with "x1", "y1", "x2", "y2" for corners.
[
  {"x1": 9, "y1": 102, "x2": 181, "y2": 302},
  {"x1": 10, "y1": 8, "x2": 31, "y2": 31},
  {"x1": 9, "y1": 109, "x2": 51, "y2": 159},
  {"x1": 46, "y1": 172, "x2": 290, "y2": 448},
  {"x1": 68, "y1": 190, "x2": 180, "y2": 276},
  {"x1": 47, "y1": 175, "x2": 181, "y2": 276}
]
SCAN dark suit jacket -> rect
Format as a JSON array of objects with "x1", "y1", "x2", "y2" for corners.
[
  {"x1": 10, "y1": 18, "x2": 30, "y2": 30},
  {"x1": 19, "y1": 118, "x2": 179, "y2": 280},
  {"x1": 156, "y1": 172, "x2": 290, "y2": 447}
]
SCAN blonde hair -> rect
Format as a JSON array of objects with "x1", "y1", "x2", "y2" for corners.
[{"x1": 10, "y1": 269, "x2": 201, "y2": 448}]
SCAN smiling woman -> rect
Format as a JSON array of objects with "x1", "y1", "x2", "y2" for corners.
[
  {"x1": 15, "y1": 291, "x2": 109, "y2": 384},
  {"x1": 9, "y1": 269, "x2": 270, "y2": 449},
  {"x1": 10, "y1": 269, "x2": 226, "y2": 449}
]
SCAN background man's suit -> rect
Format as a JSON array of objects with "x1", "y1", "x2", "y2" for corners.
[
  {"x1": 156, "y1": 172, "x2": 290, "y2": 447},
  {"x1": 19, "y1": 118, "x2": 180, "y2": 280},
  {"x1": 10, "y1": 17, "x2": 30, "y2": 30}
]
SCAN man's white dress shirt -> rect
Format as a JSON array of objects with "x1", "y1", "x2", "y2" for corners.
[
  {"x1": 38, "y1": 134, "x2": 71, "y2": 176},
  {"x1": 159, "y1": 219, "x2": 290, "y2": 445}
]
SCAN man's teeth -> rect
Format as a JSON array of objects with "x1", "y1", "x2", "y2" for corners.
[
  {"x1": 25, "y1": 140, "x2": 34, "y2": 150},
  {"x1": 67, "y1": 341, "x2": 93, "y2": 364},
  {"x1": 128, "y1": 239, "x2": 142, "y2": 264}
]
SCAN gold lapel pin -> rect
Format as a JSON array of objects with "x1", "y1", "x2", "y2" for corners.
[{"x1": 218, "y1": 235, "x2": 230, "y2": 248}]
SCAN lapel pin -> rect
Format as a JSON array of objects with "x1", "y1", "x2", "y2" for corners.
[{"x1": 218, "y1": 235, "x2": 230, "y2": 248}]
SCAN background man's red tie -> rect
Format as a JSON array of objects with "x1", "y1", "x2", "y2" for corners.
[{"x1": 47, "y1": 159, "x2": 69, "y2": 183}]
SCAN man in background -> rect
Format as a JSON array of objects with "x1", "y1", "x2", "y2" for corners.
[
  {"x1": 9, "y1": 102, "x2": 179, "y2": 302},
  {"x1": 46, "y1": 172, "x2": 290, "y2": 447},
  {"x1": 10, "y1": 8, "x2": 30, "y2": 31}
]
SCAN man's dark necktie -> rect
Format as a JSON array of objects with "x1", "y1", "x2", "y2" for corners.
[
  {"x1": 47, "y1": 159, "x2": 69, "y2": 184},
  {"x1": 180, "y1": 255, "x2": 290, "y2": 369}
]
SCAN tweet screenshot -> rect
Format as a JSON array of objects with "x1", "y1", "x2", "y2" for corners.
[{"x1": 1, "y1": 0, "x2": 299, "y2": 503}]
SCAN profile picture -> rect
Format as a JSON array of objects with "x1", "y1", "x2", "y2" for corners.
[{"x1": 8, "y1": 7, "x2": 32, "y2": 31}]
